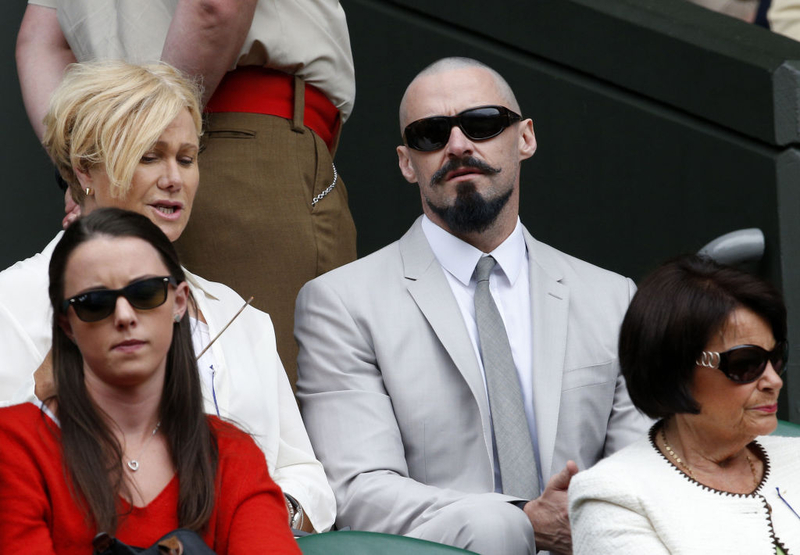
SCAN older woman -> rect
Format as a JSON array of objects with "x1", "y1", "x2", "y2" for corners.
[
  {"x1": 0, "y1": 208, "x2": 299, "y2": 553},
  {"x1": 0, "y1": 61, "x2": 334, "y2": 532},
  {"x1": 568, "y1": 255, "x2": 800, "y2": 554}
]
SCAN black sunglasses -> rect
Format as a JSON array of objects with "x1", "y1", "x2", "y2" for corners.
[
  {"x1": 696, "y1": 341, "x2": 789, "y2": 384},
  {"x1": 62, "y1": 276, "x2": 178, "y2": 323},
  {"x1": 403, "y1": 105, "x2": 522, "y2": 152}
]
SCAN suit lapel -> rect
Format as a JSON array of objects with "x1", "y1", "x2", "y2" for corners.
[
  {"x1": 524, "y1": 229, "x2": 569, "y2": 479},
  {"x1": 400, "y1": 219, "x2": 494, "y2": 459}
]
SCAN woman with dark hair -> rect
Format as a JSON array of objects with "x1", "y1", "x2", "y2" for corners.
[
  {"x1": 569, "y1": 254, "x2": 800, "y2": 554},
  {"x1": 0, "y1": 208, "x2": 300, "y2": 554}
]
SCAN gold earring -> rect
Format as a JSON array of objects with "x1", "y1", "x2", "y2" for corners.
[{"x1": 84, "y1": 187, "x2": 94, "y2": 196}]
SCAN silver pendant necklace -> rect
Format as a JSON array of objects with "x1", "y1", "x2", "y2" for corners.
[{"x1": 126, "y1": 421, "x2": 161, "y2": 472}]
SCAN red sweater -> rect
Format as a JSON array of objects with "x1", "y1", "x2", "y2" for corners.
[{"x1": 0, "y1": 403, "x2": 301, "y2": 555}]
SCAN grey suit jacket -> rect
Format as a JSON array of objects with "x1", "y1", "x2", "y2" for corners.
[{"x1": 295, "y1": 217, "x2": 651, "y2": 535}]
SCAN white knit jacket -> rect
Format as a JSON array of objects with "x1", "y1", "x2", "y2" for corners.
[{"x1": 569, "y1": 426, "x2": 800, "y2": 554}]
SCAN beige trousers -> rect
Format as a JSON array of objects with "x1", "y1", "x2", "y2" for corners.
[{"x1": 176, "y1": 110, "x2": 356, "y2": 387}]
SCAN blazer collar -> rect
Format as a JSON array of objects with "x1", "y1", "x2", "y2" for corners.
[
  {"x1": 524, "y1": 228, "x2": 569, "y2": 478},
  {"x1": 399, "y1": 217, "x2": 494, "y2": 461}
]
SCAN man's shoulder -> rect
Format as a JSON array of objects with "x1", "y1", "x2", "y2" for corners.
[
  {"x1": 524, "y1": 229, "x2": 633, "y2": 313},
  {"x1": 526, "y1": 231, "x2": 629, "y2": 289}
]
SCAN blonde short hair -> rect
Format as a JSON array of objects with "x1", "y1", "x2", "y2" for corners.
[{"x1": 43, "y1": 61, "x2": 203, "y2": 202}]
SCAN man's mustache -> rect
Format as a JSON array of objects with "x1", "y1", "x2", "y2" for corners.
[{"x1": 431, "y1": 157, "x2": 501, "y2": 186}]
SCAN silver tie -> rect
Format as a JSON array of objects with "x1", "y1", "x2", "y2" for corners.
[{"x1": 474, "y1": 255, "x2": 539, "y2": 499}]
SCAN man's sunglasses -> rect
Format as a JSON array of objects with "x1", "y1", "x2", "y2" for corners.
[
  {"x1": 696, "y1": 341, "x2": 789, "y2": 384},
  {"x1": 62, "y1": 276, "x2": 178, "y2": 323},
  {"x1": 403, "y1": 105, "x2": 522, "y2": 152}
]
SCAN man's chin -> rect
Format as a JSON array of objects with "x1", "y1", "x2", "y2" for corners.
[{"x1": 425, "y1": 187, "x2": 511, "y2": 235}]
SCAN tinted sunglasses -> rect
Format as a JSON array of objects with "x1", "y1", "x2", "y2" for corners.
[
  {"x1": 62, "y1": 276, "x2": 178, "y2": 323},
  {"x1": 403, "y1": 105, "x2": 522, "y2": 152},
  {"x1": 696, "y1": 341, "x2": 789, "y2": 384}
]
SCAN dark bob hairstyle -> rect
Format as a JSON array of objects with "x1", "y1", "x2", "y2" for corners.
[{"x1": 619, "y1": 254, "x2": 787, "y2": 420}]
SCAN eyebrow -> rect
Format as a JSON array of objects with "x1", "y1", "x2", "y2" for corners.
[
  {"x1": 152, "y1": 141, "x2": 199, "y2": 151},
  {"x1": 71, "y1": 274, "x2": 163, "y2": 296}
]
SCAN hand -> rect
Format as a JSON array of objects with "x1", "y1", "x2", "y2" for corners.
[
  {"x1": 33, "y1": 350, "x2": 55, "y2": 401},
  {"x1": 523, "y1": 460, "x2": 579, "y2": 555},
  {"x1": 62, "y1": 189, "x2": 81, "y2": 229}
]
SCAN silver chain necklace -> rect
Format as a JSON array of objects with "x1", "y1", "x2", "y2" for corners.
[{"x1": 126, "y1": 421, "x2": 161, "y2": 472}]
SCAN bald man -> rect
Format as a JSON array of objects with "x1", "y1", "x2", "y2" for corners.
[{"x1": 295, "y1": 57, "x2": 651, "y2": 555}]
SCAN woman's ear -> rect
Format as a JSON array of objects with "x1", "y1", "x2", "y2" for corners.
[
  {"x1": 74, "y1": 166, "x2": 92, "y2": 188},
  {"x1": 58, "y1": 313, "x2": 76, "y2": 343},
  {"x1": 173, "y1": 281, "x2": 190, "y2": 321}
]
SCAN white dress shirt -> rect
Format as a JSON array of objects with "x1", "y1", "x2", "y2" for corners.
[{"x1": 421, "y1": 215, "x2": 543, "y2": 494}]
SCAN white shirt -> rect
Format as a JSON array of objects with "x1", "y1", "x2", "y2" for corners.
[{"x1": 421, "y1": 215, "x2": 543, "y2": 494}]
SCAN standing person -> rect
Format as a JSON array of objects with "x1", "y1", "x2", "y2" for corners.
[
  {"x1": 0, "y1": 61, "x2": 335, "y2": 533},
  {"x1": 16, "y1": 0, "x2": 357, "y2": 384},
  {"x1": 294, "y1": 57, "x2": 651, "y2": 555},
  {"x1": 569, "y1": 255, "x2": 800, "y2": 553},
  {"x1": 0, "y1": 208, "x2": 300, "y2": 554}
]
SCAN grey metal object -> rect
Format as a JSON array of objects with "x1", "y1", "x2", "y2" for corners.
[{"x1": 698, "y1": 228, "x2": 765, "y2": 265}]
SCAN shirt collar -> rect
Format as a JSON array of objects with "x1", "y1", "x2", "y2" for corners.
[
  {"x1": 182, "y1": 266, "x2": 220, "y2": 301},
  {"x1": 421, "y1": 215, "x2": 527, "y2": 286}
]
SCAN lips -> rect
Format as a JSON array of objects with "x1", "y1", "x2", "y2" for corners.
[
  {"x1": 751, "y1": 403, "x2": 778, "y2": 413},
  {"x1": 445, "y1": 167, "x2": 483, "y2": 182},
  {"x1": 148, "y1": 200, "x2": 184, "y2": 221},
  {"x1": 112, "y1": 339, "x2": 146, "y2": 352}
]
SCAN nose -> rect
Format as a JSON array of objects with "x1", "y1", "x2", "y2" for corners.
[
  {"x1": 759, "y1": 361, "x2": 783, "y2": 391},
  {"x1": 157, "y1": 159, "x2": 183, "y2": 192},
  {"x1": 443, "y1": 124, "x2": 474, "y2": 158},
  {"x1": 113, "y1": 296, "x2": 138, "y2": 329}
]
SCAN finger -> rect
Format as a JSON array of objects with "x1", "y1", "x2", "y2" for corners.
[
  {"x1": 547, "y1": 463, "x2": 576, "y2": 491},
  {"x1": 565, "y1": 459, "x2": 579, "y2": 476},
  {"x1": 62, "y1": 212, "x2": 78, "y2": 229}
]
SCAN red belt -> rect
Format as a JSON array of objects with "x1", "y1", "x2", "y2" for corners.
[{"x1": 205, "y1": 67, "x2": 340, "y2": 151}]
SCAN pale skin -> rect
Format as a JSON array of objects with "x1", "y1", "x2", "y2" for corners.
[
  {"x1": 58, "y1": 236, "x2": 189, "y2": 507},
  {"x1": 396, "y1": 65, "x2": 577, "y2": 554},
  {"x1": 658, "y1": 306, "x2": 782, "y2": 494}
]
